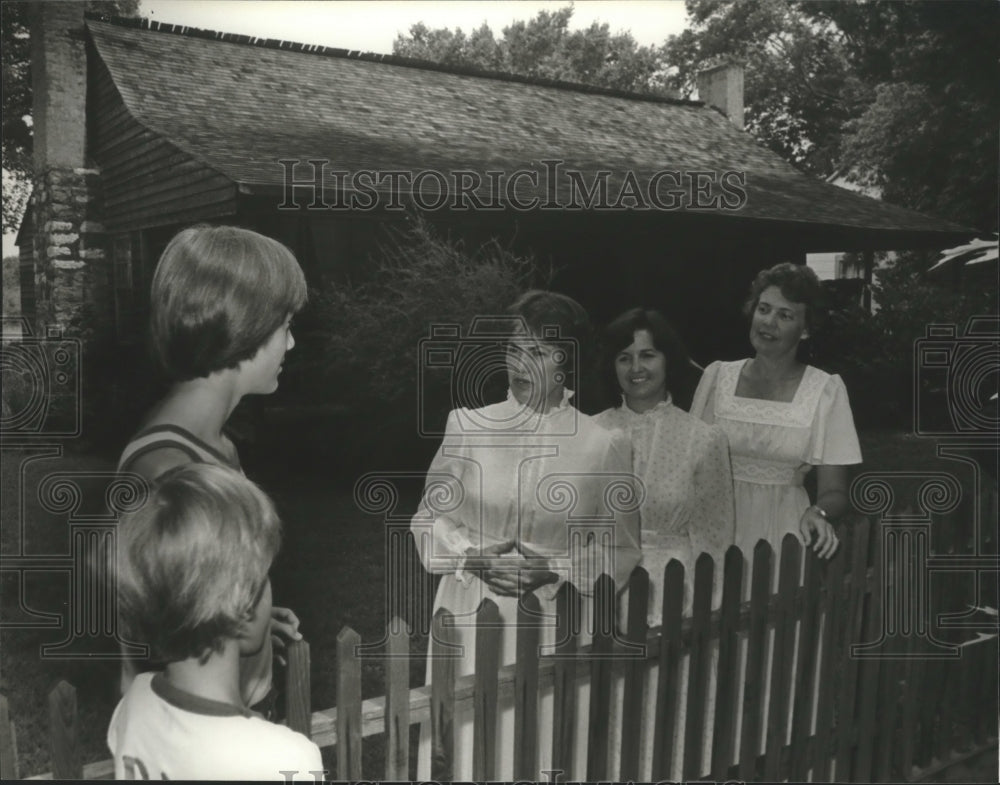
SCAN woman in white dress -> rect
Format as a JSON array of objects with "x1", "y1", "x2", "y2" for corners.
[
  {"x1": 690, "y1": 263, "x2": 862, "y2": 562},
  {"x1": 690, "y1": 262, "x2": 862, "y2": 770},
  {"x1": 595, "y1": 308, "x2": 735, "y2": 780},
  {"x1": 411, "y1": 290, "x2": 642, "y2": 781}
]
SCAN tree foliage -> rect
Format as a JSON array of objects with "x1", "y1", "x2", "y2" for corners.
[
  {"x1": 301, "y1": 215, "x2": 554, "y2": 410},
  {"x1": 394, "y1": 7, "x2": 668, "y2": 94},
  {"x1": 660, "y1": 0, "x2": 999, "y2": 231},
  {"x1": 395, "y1": 2, "x2": 997, "y2": 232},
  {"x1": 1, "y1": 0, "x2": 139, "y2": 233}
]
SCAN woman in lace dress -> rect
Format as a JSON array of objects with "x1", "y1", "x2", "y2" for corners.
[
  {"x1": 411, "y1": 291, "x2": 641, "y2": 781},
  {"x1": 595, "y1": 308, "x2": 735, "y2": 780},
  {"x1": 690, "y1": 262, "x2": 862, "y2": 770}
]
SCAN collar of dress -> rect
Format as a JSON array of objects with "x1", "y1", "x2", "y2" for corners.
[
  {"x1": 504, "y1": 387, "x2": 576, "y2": 419},
  {"x1": 619, "y1": 394, "x2": 674, "y2": 418}
]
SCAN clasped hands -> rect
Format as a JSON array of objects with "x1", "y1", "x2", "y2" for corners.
[{"x1": 463, "y1": 539, "x2": 559, "y2": 597}]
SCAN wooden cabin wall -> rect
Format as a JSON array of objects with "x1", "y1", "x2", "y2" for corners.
[
  {"x1": 236, "y1": 201, "x2": 810, "y2": 375},
  {"x1": 86, "y1": 38, "x2": 237, "y2": 232}
]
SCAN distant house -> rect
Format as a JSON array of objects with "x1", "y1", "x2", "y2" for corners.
[
  {"x1": 16, "y1": 6, "x2": 972, "y2": 368},
  {"x1": 806, "y1": 174, "x2": 897, "y2": 311}
]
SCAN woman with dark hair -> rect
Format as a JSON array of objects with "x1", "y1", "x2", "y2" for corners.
[
  {"x1": 596, "y1": 308, "x2": 734, "y2": 780},
  {"x1": 411, "y1": 290, "x2": 641, "y2": 781},
  {"x1": 596, "y1": 307, "x2": 734, "y2": 616},
  {"x1": 691, "y1": 263, "x2": 862, "y2": 560},
  {"x1": 117, "y1": 225, "x2": 308, "y2": 716}
]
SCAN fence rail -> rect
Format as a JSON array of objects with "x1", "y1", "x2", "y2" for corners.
[{"x1": 8, "y1": 516, "x2": 998, "y2": 781}]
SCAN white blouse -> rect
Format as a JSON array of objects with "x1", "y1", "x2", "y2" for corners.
[
  {"x1": 595, "y1": 398, "x2": 735, "y2": 563},
  {"x1": 691, "y1": 360, "x2": 863, "y2": 552},
  {"x1": 412, "y1": 390, "x2": 642, "y2": 600}
]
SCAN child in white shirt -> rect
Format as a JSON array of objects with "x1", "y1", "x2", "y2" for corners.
[{"x1": 108, "y1": 463, "x2": 322, "y2": 781}]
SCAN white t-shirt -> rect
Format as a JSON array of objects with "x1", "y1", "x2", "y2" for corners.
[{"x1": 107, "y1": 673, "x2": 323, "y2": 781}]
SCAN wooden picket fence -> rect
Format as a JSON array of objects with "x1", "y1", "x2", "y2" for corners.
[{"x1": 6, "y1": 515, "x2": 998, "y2": 781}]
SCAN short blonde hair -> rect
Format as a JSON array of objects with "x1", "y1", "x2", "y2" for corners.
[
  {"x1": 150, "y1": 225, "x2": 307, "y2": 380},
  {"x1": 116, "y1": 463, "x2": 282, "y2": 662}
]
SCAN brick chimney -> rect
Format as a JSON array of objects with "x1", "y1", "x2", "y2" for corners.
[
  {"x1": 28, "y1": 2, "x2": 108, "y2": 341},
  {"x1": 697, "y1": 62, "x2": 745, "y2": 130}
]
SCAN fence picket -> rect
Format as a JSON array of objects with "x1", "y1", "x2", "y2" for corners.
[
  {"x1": 652, "y1": 559, "x2": 685, "y2": 780},
  {"x1": 812, "y1": 523, "x2": 847, "y2": 782},
  {"x1": 430, "y1": 608, "x2": 456, "y2": 782},
  {"x1": 1, "y1": 694, "x2": 17, "y2": 780},
  {"x1": 619, "y1": 567, "x2": 649, "y2": 781},
  {"x1": 934, "y1": 656, "x2": 958, "y2": 764},
  {"x1": 978, "y1": 635, "x2": 999, "y2": 744},
  {"x1": 551, "y1": 582, "x2": 580, "y2": 777},
  {"x1": 917, "y1": 638, "x2": 945, "y2": 765},
  {"x1": 683, "y1": 552, "x2": 714, "y2": 780},
  {"x1": 710, "y1": 546, "x2": 743, "y2": 780},
  {"x1": 856, "y1": 519, "x2": 885, "y2": 783},
  {"x1": 336, "y1": 627, "x2": 363, "y2": 780},
  {"x1": 514, "y1": 592, "x2": 541, "y2": 780},
  {"x1": 835, "y1": 516, "x2": 871, "y2": 779},
  {"x1": 739, "y1": 540, "x2": 773, "y2": 782},
  {"x1": 875, "y1": 515, "x2": 901, "y2": 782},
  {"x1": 586, "y1": 574, "x2": 615, "y2": 781},
  {"x1": 385, "y1": 617, "x2": 410, "y2": 780},
  {"x1": 897, "y1": 630, "x2": 923, "y2": 781},
  {"x1": 790, "y1": 545, "x2": 822, "y2": 781},
  {"x1": 764, "y1": 534, "x2": 801, "y2": 781},
  {"x1": 285, "y1": 639, "x2": 311, "y2": 737},
  {"x1": 18, "y1": 536, "x2": 1000, "y2": 783},
  {"x1": 48, "y1": 680, "x2": 80, "y2": 780},
  {"x1": 473, "y1": 600, "x2": 500, "y2": 781},
  {"x1": 874, "y1": 653, "x2": 897, "y2": 781}
]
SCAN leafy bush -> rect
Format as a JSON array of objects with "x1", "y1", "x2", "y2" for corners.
[
  {"x1": 814, "y1": 251, "x2": 997, "y2": 430},
  {"x1": 280, "y1": 215, "x2": 555, "y2": 472}
]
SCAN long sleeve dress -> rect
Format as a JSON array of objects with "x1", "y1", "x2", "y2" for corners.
[
  {"x1": 411, "y1": 390, "x2": 642, "y2": 781},
  {"x1": 690, "y1": 360, "x2": 863, "y2": 767},
  {"x1": 595, "y1": 397, "x2": 735, "y2": 780}
]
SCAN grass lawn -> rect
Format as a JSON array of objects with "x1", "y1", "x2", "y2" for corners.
[{"x1": 1, "y1": 428, "x2": 992, "y2": 777}]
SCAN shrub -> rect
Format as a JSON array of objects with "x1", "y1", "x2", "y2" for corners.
[
  {"x1": 280, "y1": 215, "x2": 555, "y2": 472},
  {"x1": 814, "y1": 250, "x2": 997, "y2": 430}
]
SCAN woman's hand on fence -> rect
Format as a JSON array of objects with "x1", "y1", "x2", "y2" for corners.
[
  {"x1": 799, "y1": 506, "x2": 839, "y2": 559},
  {"x1": 270, "y1": 605, "x2": 303, "y2": 666}
]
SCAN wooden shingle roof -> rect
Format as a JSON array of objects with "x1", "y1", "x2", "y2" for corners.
[{"x1": 86, "y1": 16, "x2": 971, "y2": 241}]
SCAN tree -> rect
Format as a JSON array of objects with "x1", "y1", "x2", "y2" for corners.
[
  {"x1": 393, "y1": 7, "x2": 668, "y2": 95},
  {"x1": 659, "y1": 0, "x2": 864, "y2": 175},
  {"x1": 822, "y1": 1, "x2": 999, "y2": 231},
  {"x1": 1, "y1": 0, "x2": 139, "y2": 233},
  {"x1": 660, "y1": 0, "x2": 999, "y2": 232}
]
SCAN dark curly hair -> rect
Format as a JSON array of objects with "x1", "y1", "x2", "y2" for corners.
[
  {"x1": 601, "y1": 308, "x2": 691, "y2": 402},
  {"x1": 743, "y1": 262, "x2": 825, "y2": 335}
]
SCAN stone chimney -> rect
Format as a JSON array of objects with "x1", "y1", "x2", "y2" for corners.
[
  {"x1": 696, "y1": 63, "x2": 745, "y2": 130},
  {"x1": 28, "y1": 2, "x2": 108, "y2": 340}
]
